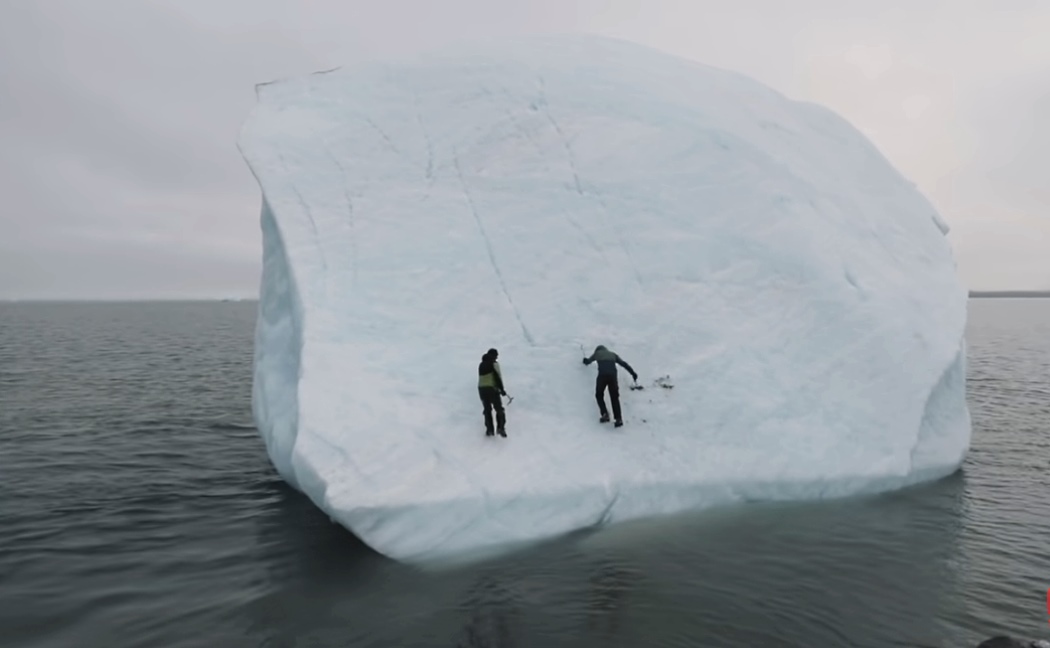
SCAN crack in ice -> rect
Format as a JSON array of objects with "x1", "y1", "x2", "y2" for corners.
[{"x1": 453, "y1": 151, "x2": 537, "y2": 347}]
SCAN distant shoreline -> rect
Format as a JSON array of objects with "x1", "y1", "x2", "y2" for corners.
[
  {"x1": 0, "y1": 298, "x2": 261, "y2": 304},
  {"x1": 3, "y1": 293, "x2": 1050, "y2": 303},
  {"x1": 968, "y1": 291, "x2": 1050, "y2": 298}
]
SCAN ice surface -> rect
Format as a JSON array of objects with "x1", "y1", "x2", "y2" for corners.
[{"x1": 238, "y1": 35, "x2": 971, "y2": 565}]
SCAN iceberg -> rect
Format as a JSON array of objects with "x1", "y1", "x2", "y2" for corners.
[{"x1": 238, "y1": 35, "x2": 970, "y2": 565}]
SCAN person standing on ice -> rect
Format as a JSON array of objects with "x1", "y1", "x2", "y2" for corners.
[
  {"x1": 478, "y1": 348, "x2": 507, "y2": 438},
  {"x1": 582, "y1": 345, "x2": 638, "y2": 427}
]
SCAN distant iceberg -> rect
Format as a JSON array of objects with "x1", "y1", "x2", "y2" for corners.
[{"x1": 237, "y1": 35, "x2": 970, "y2": 564}]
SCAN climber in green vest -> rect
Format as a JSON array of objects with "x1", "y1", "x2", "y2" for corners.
[{"x1": 478, "y1": 348, "x2": 507, "y2": 437}]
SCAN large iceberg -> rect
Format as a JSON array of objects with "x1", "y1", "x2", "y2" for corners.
[{"x1": 238, "y1": 35, "x2": 970, "y2": 564}]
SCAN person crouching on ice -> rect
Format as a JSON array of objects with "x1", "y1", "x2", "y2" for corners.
[
  {"x1": 583, "y1": 345, "x2": 638, "y2": 428},
  {"x1": 478, "y1": 348, "x2": 507, "y2": 437}
]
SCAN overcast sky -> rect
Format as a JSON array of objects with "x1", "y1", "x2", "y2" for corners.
[{"x1": 1, "y1": 0, "x2": 1047, "y2": 299}]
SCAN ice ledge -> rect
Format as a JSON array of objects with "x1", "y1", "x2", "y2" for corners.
[{"x1": 326, "y1": 461, "x2": 968, "y2": 564}]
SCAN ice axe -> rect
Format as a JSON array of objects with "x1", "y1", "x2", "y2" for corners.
[{"x1": 503, "y1": 393, "x2": 514, "y2": 406}]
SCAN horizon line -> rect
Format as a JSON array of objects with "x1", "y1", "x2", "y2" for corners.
[{"x1": 3, "y1": 291, "x2": 1050, "y2": 303}]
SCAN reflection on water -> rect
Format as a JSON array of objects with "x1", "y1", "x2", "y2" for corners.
[
  {"x1": 233, "y1": 469, "x2": 970, "y2": 648},
  {"x1": 457, "y1": 572, "x2": 518, "y2": 648},
  {"x1": 585, "y1": 559, "x2": 638, "y2": 641}
]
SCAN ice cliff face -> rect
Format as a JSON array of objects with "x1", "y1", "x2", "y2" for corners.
[{"x1": 237, "y1": 35, "x2": 971, "y2": 564}]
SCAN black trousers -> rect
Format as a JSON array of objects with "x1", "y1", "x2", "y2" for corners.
[
  {"x1": 595, "y1": 374, "x2": 621, "y2": 422},
  {"x1": 479, "y1": 386, "x2": 505, "y2": 433}
]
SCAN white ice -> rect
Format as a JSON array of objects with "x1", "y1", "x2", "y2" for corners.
[{"x1": 238, "y1": 35, "x2": 971, "y2": 565}]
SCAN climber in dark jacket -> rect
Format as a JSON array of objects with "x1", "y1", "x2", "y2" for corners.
[
  {"x1": 582, "y1": 345, "x2": 638, "y2": 427},
  {"x1": 478, "y1": 348, "x2": 507, "y2": 437}
]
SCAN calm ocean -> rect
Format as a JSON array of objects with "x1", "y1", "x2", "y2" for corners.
[{"x1": 1, "y1": 298, "x2": 1047, "y2": 648}]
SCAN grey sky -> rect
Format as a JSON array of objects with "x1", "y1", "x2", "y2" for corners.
[{"x1": 1, "y1": 0, "x2": 1046, "y2": 299}]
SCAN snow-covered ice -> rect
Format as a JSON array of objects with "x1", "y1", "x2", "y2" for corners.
[{"x1": 237, "y1": 35, "x2": 971, "y2": 565}]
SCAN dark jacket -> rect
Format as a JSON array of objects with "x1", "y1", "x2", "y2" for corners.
[{"x1": 583, "y1": 345, "x2": 637, "y2": 380}]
